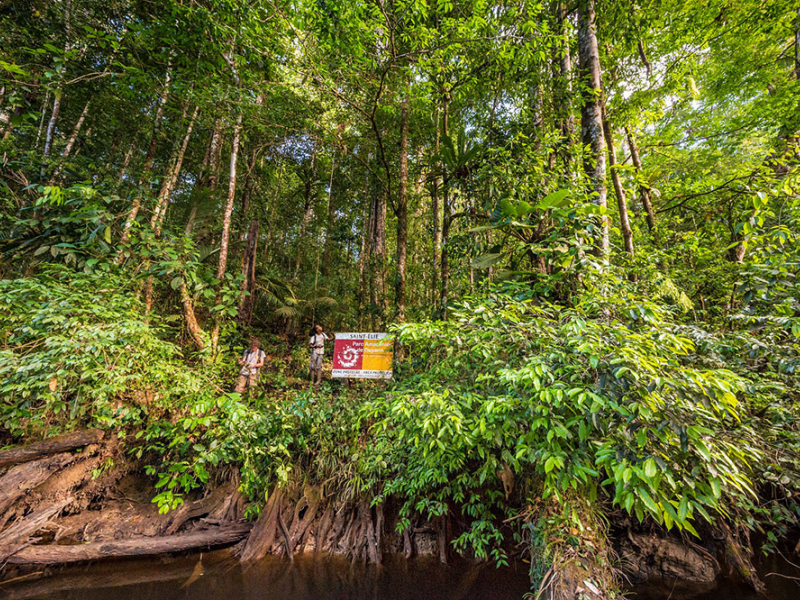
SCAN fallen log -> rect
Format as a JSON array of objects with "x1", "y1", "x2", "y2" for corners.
[
  {"x1": 6, "y1": 523, "x2": 252, "y2": 565},
  {"x1": 0, "y1": 497, "x2": 73, "y2": 563},
  {"x1": 0, "y1": 454, "x2": 76, "y2": 515},
  {"x1": 0, "y1": 431, "x2": 103, "y2": 469}
]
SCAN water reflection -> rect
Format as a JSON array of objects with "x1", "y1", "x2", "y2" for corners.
[
  {"x1": 2, "y1": 552, "x2": 533, "y2": 600},
  {"x1": 3, "y1": 548, "x2": 798, "y2": 600}
]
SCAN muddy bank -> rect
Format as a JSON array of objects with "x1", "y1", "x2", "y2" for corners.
[
  {"x1": 0, "y1": 430, "x2": 795, "y2": 600},
  {"x1": 0, "y1": 431, "x2": 448, "y2": 571}
]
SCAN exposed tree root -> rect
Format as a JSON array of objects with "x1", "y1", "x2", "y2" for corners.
[
  {"x1": 238, "y1": 486, "x2": 389, "y2": 563},
  {"x1": 530, "y1": 496, "x2": 620, "y2": 600},
  {"x1": 162, "y1": 478, "x2": 244, "y2": 535},
  {"x1": 616, "y1": 529, "x2": 720, "y2": 584},
  {"x1": 719, "y1": 521, "x2": 769, "y2": 597}
]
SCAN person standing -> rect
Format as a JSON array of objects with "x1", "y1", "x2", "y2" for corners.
[
  {"x1": 308, "y1": 324, "x2": 330, "y2": 387},
  {"x1": 235, "y1": 338, "x2": 266, "y2": 394}
]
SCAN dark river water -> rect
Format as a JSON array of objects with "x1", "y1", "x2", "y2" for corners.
[{"x1": 1, "y1": 550, "x2": 798, "y2": 600}]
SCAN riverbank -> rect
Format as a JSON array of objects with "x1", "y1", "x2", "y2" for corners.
[
  {"x1": 2, "y1": 542, "x2": 800, "y2": 600},
  {"x1": 1, "y1": 429, "x2": 797, "y2": 600}
]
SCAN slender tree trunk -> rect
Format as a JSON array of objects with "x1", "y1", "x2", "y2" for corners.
[
  {"x1": 117, "y1": 64, "x2": 172, "y2": 255},
  {"x1": 42, "y1": 93, "x2": 62, "y2": 169},
  {"x1": 577, "y1": 0, "x2": 609, "y2": 255},
  {"x1": 358, "y1": 169, "x2": 371, "y2": 331},
  {"x1": 185, "y1": 119, "x2": 223, "y2": 236},
  {"x1": 238, "y1": 151, "x2": 259, "y2": 242},
  {"x1": 554, "y1": 0, "x2": 576, "y2": 174},
  {"x1": 322, "y1": 159, "x2": 337, "y2": 278},
  {"x1": 602, "y1": 110, "x2": 634, "y2": 255},
  {"x1": 40, "y1": 0, "x2": 73, "y2": 182},
  {"x1": 625, "y1": 127, "x2": 657, "y2": 238},
  {"x1": 237, "y1": 219, "x2": 259, "y2": 324},
  {"x1": 0, "y1": 85, "x2": 6, "y2": 130},
  {"x1": 773, "y1": 8, "x2": 800, "y2": 172},
  {"x1": 529, "y1": 74, "x2": 544, "y2": 150},
  {"x1": 371, "y1": 188, "x2": 388, "y2": 328},
  {"x1": 431, "y1": 104, "x2": 441, "y2": 311},
  {"x1": 118, "y1": 144, "x2": 135, "y2": 183},
  {"x1": 796, "y1": 8, "x2": 800, "y2": 82},
  {"x1": 210, "y1": 113, "x2": 242, "y2": 353},
  {"x1": 71, "y1": 126, "x2": 90, "y2": 157},
  {"x1": 439, "y1": 96, "x2": 451, "y2": 320},
  {"x1": 104, "y1": 133, "x2": 120, "y2": 171},
  {"x1": 61, "y1": 99, "x2": 90, "y2": 158},
  {"x1": 294, "y1": 175, "x2": 315, "y2": 279},
  {"x1": 181, "y1": 279, "x2": 206, "y2": 350},
  {"x1": 151, "y1": 105, "x2": 200, "y2": 235},
  {"x1": 143, "y1": 104, "x2": 197, "y2": 315},
  {"x1": 46, "y1": 99, "x2": 91, "y2": 184},
  {"x1": 265, "y1": 174, "x2": 279, "y2": 264},
  {"x1": 440, "y1": 191, "x2": 451, "y2": 320},
  {"x1": 34, "y1": 90, "x2": 51, "y2": 148},
  {"x1": 395, "y1": 93, "x2": 409, "y2": 323}
]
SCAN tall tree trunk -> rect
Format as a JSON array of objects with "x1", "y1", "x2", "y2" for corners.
[
  {"x1": 105, "y1": 133, "x2": 120, "y2": 171},
  {"x1": 118, "y1": 143, "x2": 135, "y2": 183},
  {"x1": 370, "y1": 188, "x2": 388, "y2": 328},
  {"x1": 185, "y1": 118, "x2": 223, "y2": 236},
  {"x1": 358, "y1": 169, "x2": 371, "y2": 331},
  {"x1": 439, "y1": 96, "x2": 451, "y2": 320},
  {"x1": 210, "y1": 113, "x2": 242, "y2": 353},
  {"x1": 237, "y1": 219, "x2": 259, "y2": 324},
  {"x1": 142, "y1": 105, "x2": 200, "y2": 317},
  {"x1": 553, "y1": 0, "x2": 576, "y2": 174},
  {"x1": 143, "y1": 104, "x2": 197, "y2": 315},
  {"x1": 625, "y1": 127, "x2": 657, "y2": 238},
  {"x1": 322, "y1": 158, "x2": 337, "y2": 278},
  {"x1": 181, "y1": 278, "x2": 206, "y2": 350},
  {"x1": 773, "y1": 8, "x2": 800, "y2": 174},
  {"x1": 602, "y1": 109, "x2": 634, "y2": 255},
  {"x1": 577, "y1": 0, "x2": 609, "y2": 255},
  {"x1": 294, "y1": 175, "x2": 315, "y2": 279},
  {"x1": 71, "y1": 126, "x2": 90, "y2": 157},
  {"x1": 796, "y1": 8, "x2": 800, "y2": 82},
  {"x1": 117, "y1": 63, "x2": 172, "y2": 255},
  {"x1": 431, "y1": 104, "x2": 441, "y2": 312},
  {"x1": 34, "y1": 90, "x2": 51, "y2": 148},
  {"x1": 265, "y1": 174, "x2": 280, "y2": 265},
  {"x1": 151, "y1": 105, "x2": 200, "y2": 235},
  {"x1": 60, "y1": 99, "x2": 90, "y2": 158},
  {"x1": 394, "y1": 93, "x2": 409, "y2": 323},
  {"x1": 238, "y1": 150, "x2": 259, "y2": 242},
  {"x1": 40, "y1": 0, "x2": 73, "y2": 181},
  {"x1": 41, "y1": 92, "x2": 62, "y2": 171},
  {"x1": 47, "y1": 99, "x2": 92, "y2": 184},
  {"x1": 440, "y1": 192, "x2": 451, "y2": 320}
]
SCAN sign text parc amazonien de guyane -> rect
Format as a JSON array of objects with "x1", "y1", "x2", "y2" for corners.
[{"x1": 331, "y1": 333, "x2": 393, "y2": 379}]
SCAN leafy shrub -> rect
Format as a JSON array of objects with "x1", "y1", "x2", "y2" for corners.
[
  {"x1": 359, "y1": 276, "x2": 769, "y2": 560},
  {"x1": 0, "y1": 266, "x2": 224, "y2": 437}
]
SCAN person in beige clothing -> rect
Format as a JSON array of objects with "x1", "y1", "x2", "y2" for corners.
[
  {"x1": 235, "y1": 338, "x2": 266, "y2": 394},
  {"x1": 308, "y1": 324, "x2": 329, "y2": 387}
]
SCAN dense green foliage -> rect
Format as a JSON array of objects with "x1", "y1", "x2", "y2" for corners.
[{"x1": 1, "y1": 0, "x2": 799, "y2": 596}]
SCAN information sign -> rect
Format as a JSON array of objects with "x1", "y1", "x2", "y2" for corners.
[{"x1": 332, "y1": 333, "x2": 393, "y2": 379}]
